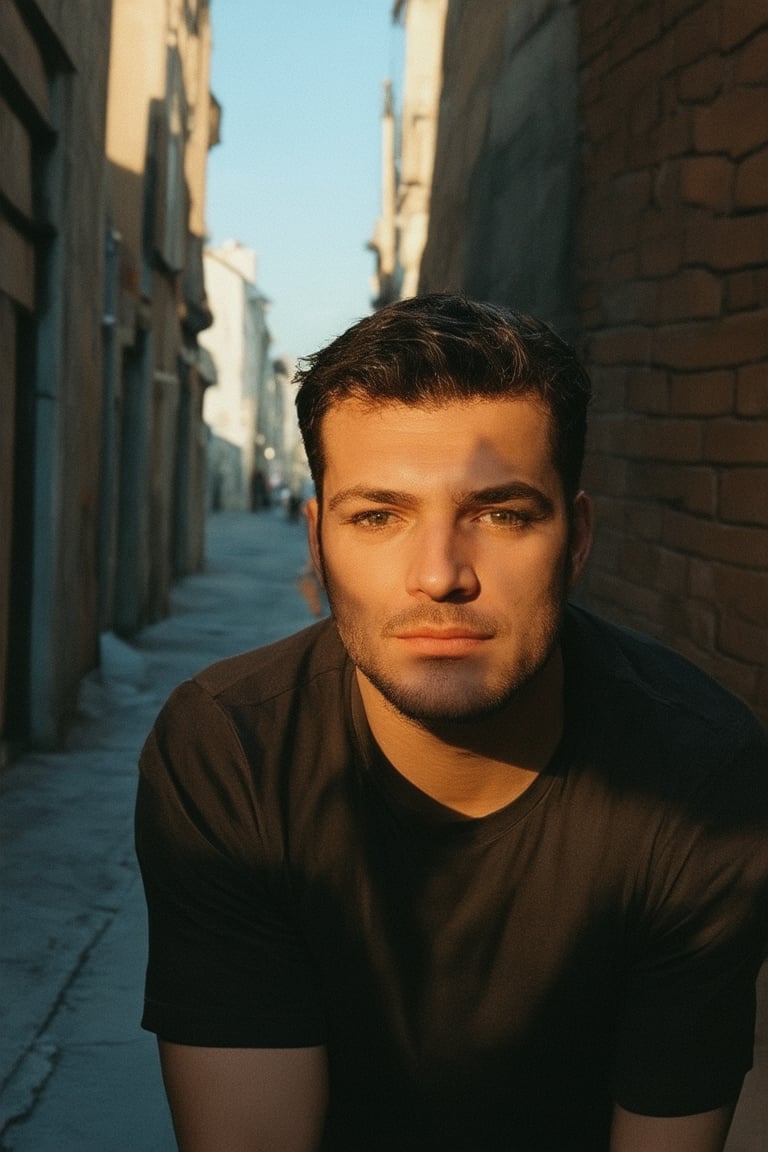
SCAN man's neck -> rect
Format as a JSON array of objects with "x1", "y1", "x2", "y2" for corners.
[{"x1": 356, "y1": 650, "x2": 565, "y2": 818}]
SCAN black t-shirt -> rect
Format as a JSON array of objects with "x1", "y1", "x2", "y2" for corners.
[{"x1": 136, "y1": 605, "x2": 768, "y2": 1151}]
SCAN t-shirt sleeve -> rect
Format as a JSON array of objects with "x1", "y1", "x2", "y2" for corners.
[
  {"x1": 135, "y1": 678, "x2": 326, "y2": 1048},
  {"x1": 612, "y1": 717, "x2": 768, "y2": 1116}
]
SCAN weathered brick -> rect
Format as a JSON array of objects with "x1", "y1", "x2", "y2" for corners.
[
  {"x1": 580, "y1": 0, "x2": 617, "y2": 64},
  {"x1": 694, "y1": 89, "x2": 768, "y2": 158},
  {"x1": 625, "y1": 498, "x2": 664, "y2": 539},
  {"x1": 684, "y1": 598, "x2": 718, "y2": 649},
  {"x1": 658, "y1": 268, "x2": 723, "y2": 321},
  {"x1": 589, "y1": 374, "x2": 629, "y2": 412},
  {"x1": 688, "y1": 555, "x2": 716, "y2": 599},
  {"x1": 678, "y1": 154, "x2": 733, "y2": 210},
  {"x1": 653, "y1": 105, "x2": 695, "y2": 159},
  {"x1": 721, "y1": 0, "x2": 768, "y2": 51},
  {"x1": 704, "y1": 417, "x2": 768, "y2": 462},
  {"x1": 638, "y1": 233, "x2": 685, "y2": 276},
  {"x1": 662, "y1": 0, "x2": 708, "y2": 31},
  {"x1": 714, "y1": 564, "x2": 768, "y2": 624},
  {"x1": 613, "y1": 416, "x2": 704, "y2": 460},
  {"x1": 663, "y1": 507, "x2": 768, "y2": 565},
  {"x1": 628, "y1": 459, "x2": 717, "y2": 514},
  {"x1": 612, "y1": 34, "x2": 676, "y2": 102},
  {"x1": 669, "y1": 372, "x2": 734, "y2": 414},
  {"x1": 677, "y1": 53, "x2": 725, "y2": 102},
  {"x1": 718, "y1": 613, "x2": 768, "y2": 664},
  {"x1": 684, "y1": 214, "x2": 768, "y2": 269},
  {"x1": 631, "y1": 83, "x2": 662, "y2": 139},
  {"x1": 735, "y1": 29, "x2": 768, "y2": 83},
  {"x1": 653, "y1": 310, "x2": 768, "y2": 369},
  {"x1": 673, "y1": 0, "x2": 722, "y2": 68},
  {"x1": 612, "y1": 5, "x2": 662, "y2": 69},
  {"x1": 607, "y1": 249, "x2": 639, "y2": 284},
  {"x1": 619, "y1": 536, "x2": 660, "y2": 584},
  {"x1": 586, "y1": 415, "x2": 621, "y2": 454},
  {"x1": 627, "y1": 371, "x2": 669, "y2": 413},
  {"x1": 603, "y1": 279, "x2": 659, "y2": 324},
  {"x1": 586, "y1": 568, "x2": 665, "y2": 621},
  {"x1": 734, "y1": 148, "x2": 768, "y2": 209},
  {"x1": 583, "y1": 451, "x2": 628, "y2": 494},
  {"x1": 589, "y1": 326, "x2": 652, "y2": 365},
  {"x1": 736, "y1": 366, "x2": 768, "y2": 414},
  {"x1": 726, "y1": 270, "x2": 761, "y2": 313},
  {"x1": 654, "y1": 546, "x2": 689, "y2": 594},
  {"x1": 615, "y1": 170, "x2": 654, "y2": 220},
  {"x1": 719, "y1": 466, "x2": 768, "y2": 523}
]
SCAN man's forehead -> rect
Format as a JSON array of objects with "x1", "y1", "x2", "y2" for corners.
[{"x1": 318, "y1": 396, "x2": 559, "y2": 487}]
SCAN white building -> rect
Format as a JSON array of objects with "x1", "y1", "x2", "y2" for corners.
[
  {"x1": 369, "y1": 0, "x2": 448, "y2": 305},
  {"x1": 199, "y1": 242, "x2": 271, "y2": 508}
]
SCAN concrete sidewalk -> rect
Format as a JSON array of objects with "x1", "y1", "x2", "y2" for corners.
[
  {"x1": 0, "y1": 509, "x2": 320, "y2": 1151},
  {"x1": 1, "y1": 507, "x2": 765, "y2": 1150}
]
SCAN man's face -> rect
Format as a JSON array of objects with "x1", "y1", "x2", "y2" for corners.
[{"x1": 305, "y1": 397, "x2": 591, "y2": 725}]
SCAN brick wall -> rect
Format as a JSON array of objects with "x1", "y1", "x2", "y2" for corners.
[{"x1": 578, "y1": 0, "x2": 768, "y2": 723}]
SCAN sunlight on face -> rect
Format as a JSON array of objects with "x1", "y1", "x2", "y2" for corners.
[{"x1": 307, "y1": 397, "x2": 591, "y2": 725}]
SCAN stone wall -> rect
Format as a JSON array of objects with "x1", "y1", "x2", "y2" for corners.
[
  {"x1": 417, "y1": 0, "x2": 768, "y2": 723},
  {"x1": 419, "y1": 0, "x2": 582, "y2": 340},
  {"x1": 0, "y1": 0, "x2": 112, "y2": 750},
  {"x1": 578, "y1": 0, "x2": 768, "y2": 722}
]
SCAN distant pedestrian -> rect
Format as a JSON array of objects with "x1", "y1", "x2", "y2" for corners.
[{"x1": 250, "y1": 468, "x2": 268, "y2": 511}]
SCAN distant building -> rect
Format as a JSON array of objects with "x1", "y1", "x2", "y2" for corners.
[
  {"x1": 200, "y1": 242, "x2": 272, "y2": 509},
  {"x1": 0, "y1": 0, "x2": 112, "y2": 755},
  {"x1": 369, "y1": 0, "x2": 448, "y2": 307},
  {"x1": 0, "y1": 0, "x2": 218, "y2": 757},
  {"x1": 105, "y1": 0, "x2": 218, "y2": 636}
]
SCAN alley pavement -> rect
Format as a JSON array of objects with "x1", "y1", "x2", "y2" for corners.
[
  {"x1": 0, "y1": 509, "x2": 321, "y2": 1151},
  {"x1": 1, "y1": 508, "x2": 766, "y2": 1150}
]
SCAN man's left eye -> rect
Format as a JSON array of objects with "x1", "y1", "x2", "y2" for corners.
[
  {"x1": 351, "y1": 510, "x2": 395, "y2": 528},
  {"x1": 480, "y1": 509, "x2": 530, "y2": 526}
]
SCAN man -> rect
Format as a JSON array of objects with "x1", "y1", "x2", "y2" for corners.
[{"x1": 136, "y1": 295, "x2": 768, "y2": 1151}]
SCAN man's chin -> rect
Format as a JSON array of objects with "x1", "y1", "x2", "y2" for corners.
[{"x1": 365, "y1": 672, "x2": 520, "y2": 727}]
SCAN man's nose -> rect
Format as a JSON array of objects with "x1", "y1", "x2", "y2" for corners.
[{"x1": 405, "y1": 522, "x2": 480, "y2": 601}]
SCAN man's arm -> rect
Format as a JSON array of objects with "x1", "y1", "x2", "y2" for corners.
[
  {"x1": 610, "y1": 1103, "x2": 735, "y2": 1152},
  {"x1": 159, "y1": 1042, "x2": 328, "y2": 1152}
]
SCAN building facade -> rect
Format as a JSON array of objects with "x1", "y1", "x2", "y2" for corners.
[
  {"x1": 104, "y1": 0, "x2": 218, "y2": 635},
  {"x1": 370, "y1": 0, "x2": 448, "y2": 309},
  {"x1": 200, "y1": 242, "x2": 272, "y2": 509},
  {"x1": 0, "y1": 0, "x2": 113, "y2": 756},
  {"x1": 391, "y1": 0, "x2": 768, "y2": 726},
  {"x1": 0, "y1": 0, "x2": 218, "y2": 757}
]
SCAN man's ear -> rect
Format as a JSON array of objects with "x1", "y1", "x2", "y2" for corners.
[
  {"x1": 304, "y1": 497, "x2": 325, "y2": 585},
  {"x1": 568, "y1": 490, "x2": 593, "y2": 589}
]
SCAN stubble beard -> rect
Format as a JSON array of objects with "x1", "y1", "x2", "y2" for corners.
[{"x1": 318, "y1": 543, "x2": 569, "y2": 727}]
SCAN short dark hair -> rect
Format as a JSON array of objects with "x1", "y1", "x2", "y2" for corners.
[{"x1": 294, "y1": 294, "x2": 592, "y2": 502}]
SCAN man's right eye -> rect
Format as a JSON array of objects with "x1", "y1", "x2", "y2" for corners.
[{"x1": 348, "y1": 510, "x2": 396, "y2": 529}]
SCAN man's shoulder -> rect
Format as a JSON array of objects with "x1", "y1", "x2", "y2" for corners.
[
  {"x1": 566, "y1": 604, "x2": 764, "y2": 742},
  {"x1": 190, "y1": 617, "x2": 347, "y2": 710}
]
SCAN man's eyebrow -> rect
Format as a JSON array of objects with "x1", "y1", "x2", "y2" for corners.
[
  {"x1": 328, "y1": 486, "x2": 418, "y2": 512},
  {"x1": 457, "y1": 483, "x2": 555, "y2": 514},
  {"x1": 328, "y1": 482, "x2": 554, "y2": 514}
]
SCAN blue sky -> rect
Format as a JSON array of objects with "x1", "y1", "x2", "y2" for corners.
[{"x1": 206, "y1": 1, "x2": 404, "y2": 363}]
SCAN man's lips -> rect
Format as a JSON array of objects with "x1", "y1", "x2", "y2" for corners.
[
  {"x1": 391, "y1": 627, "x2": 492, "y2": 654},
  {"x1": 393, "y1": 627, "x2": 492, "y2": 640}
]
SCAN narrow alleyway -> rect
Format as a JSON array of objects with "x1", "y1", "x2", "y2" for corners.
[
  {"x1": 0, "y1": 509, "x2": 321, "y2": 1151},
  {"x1": 0, "y1": 507, "x2": 765, "y2": 1150}
]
